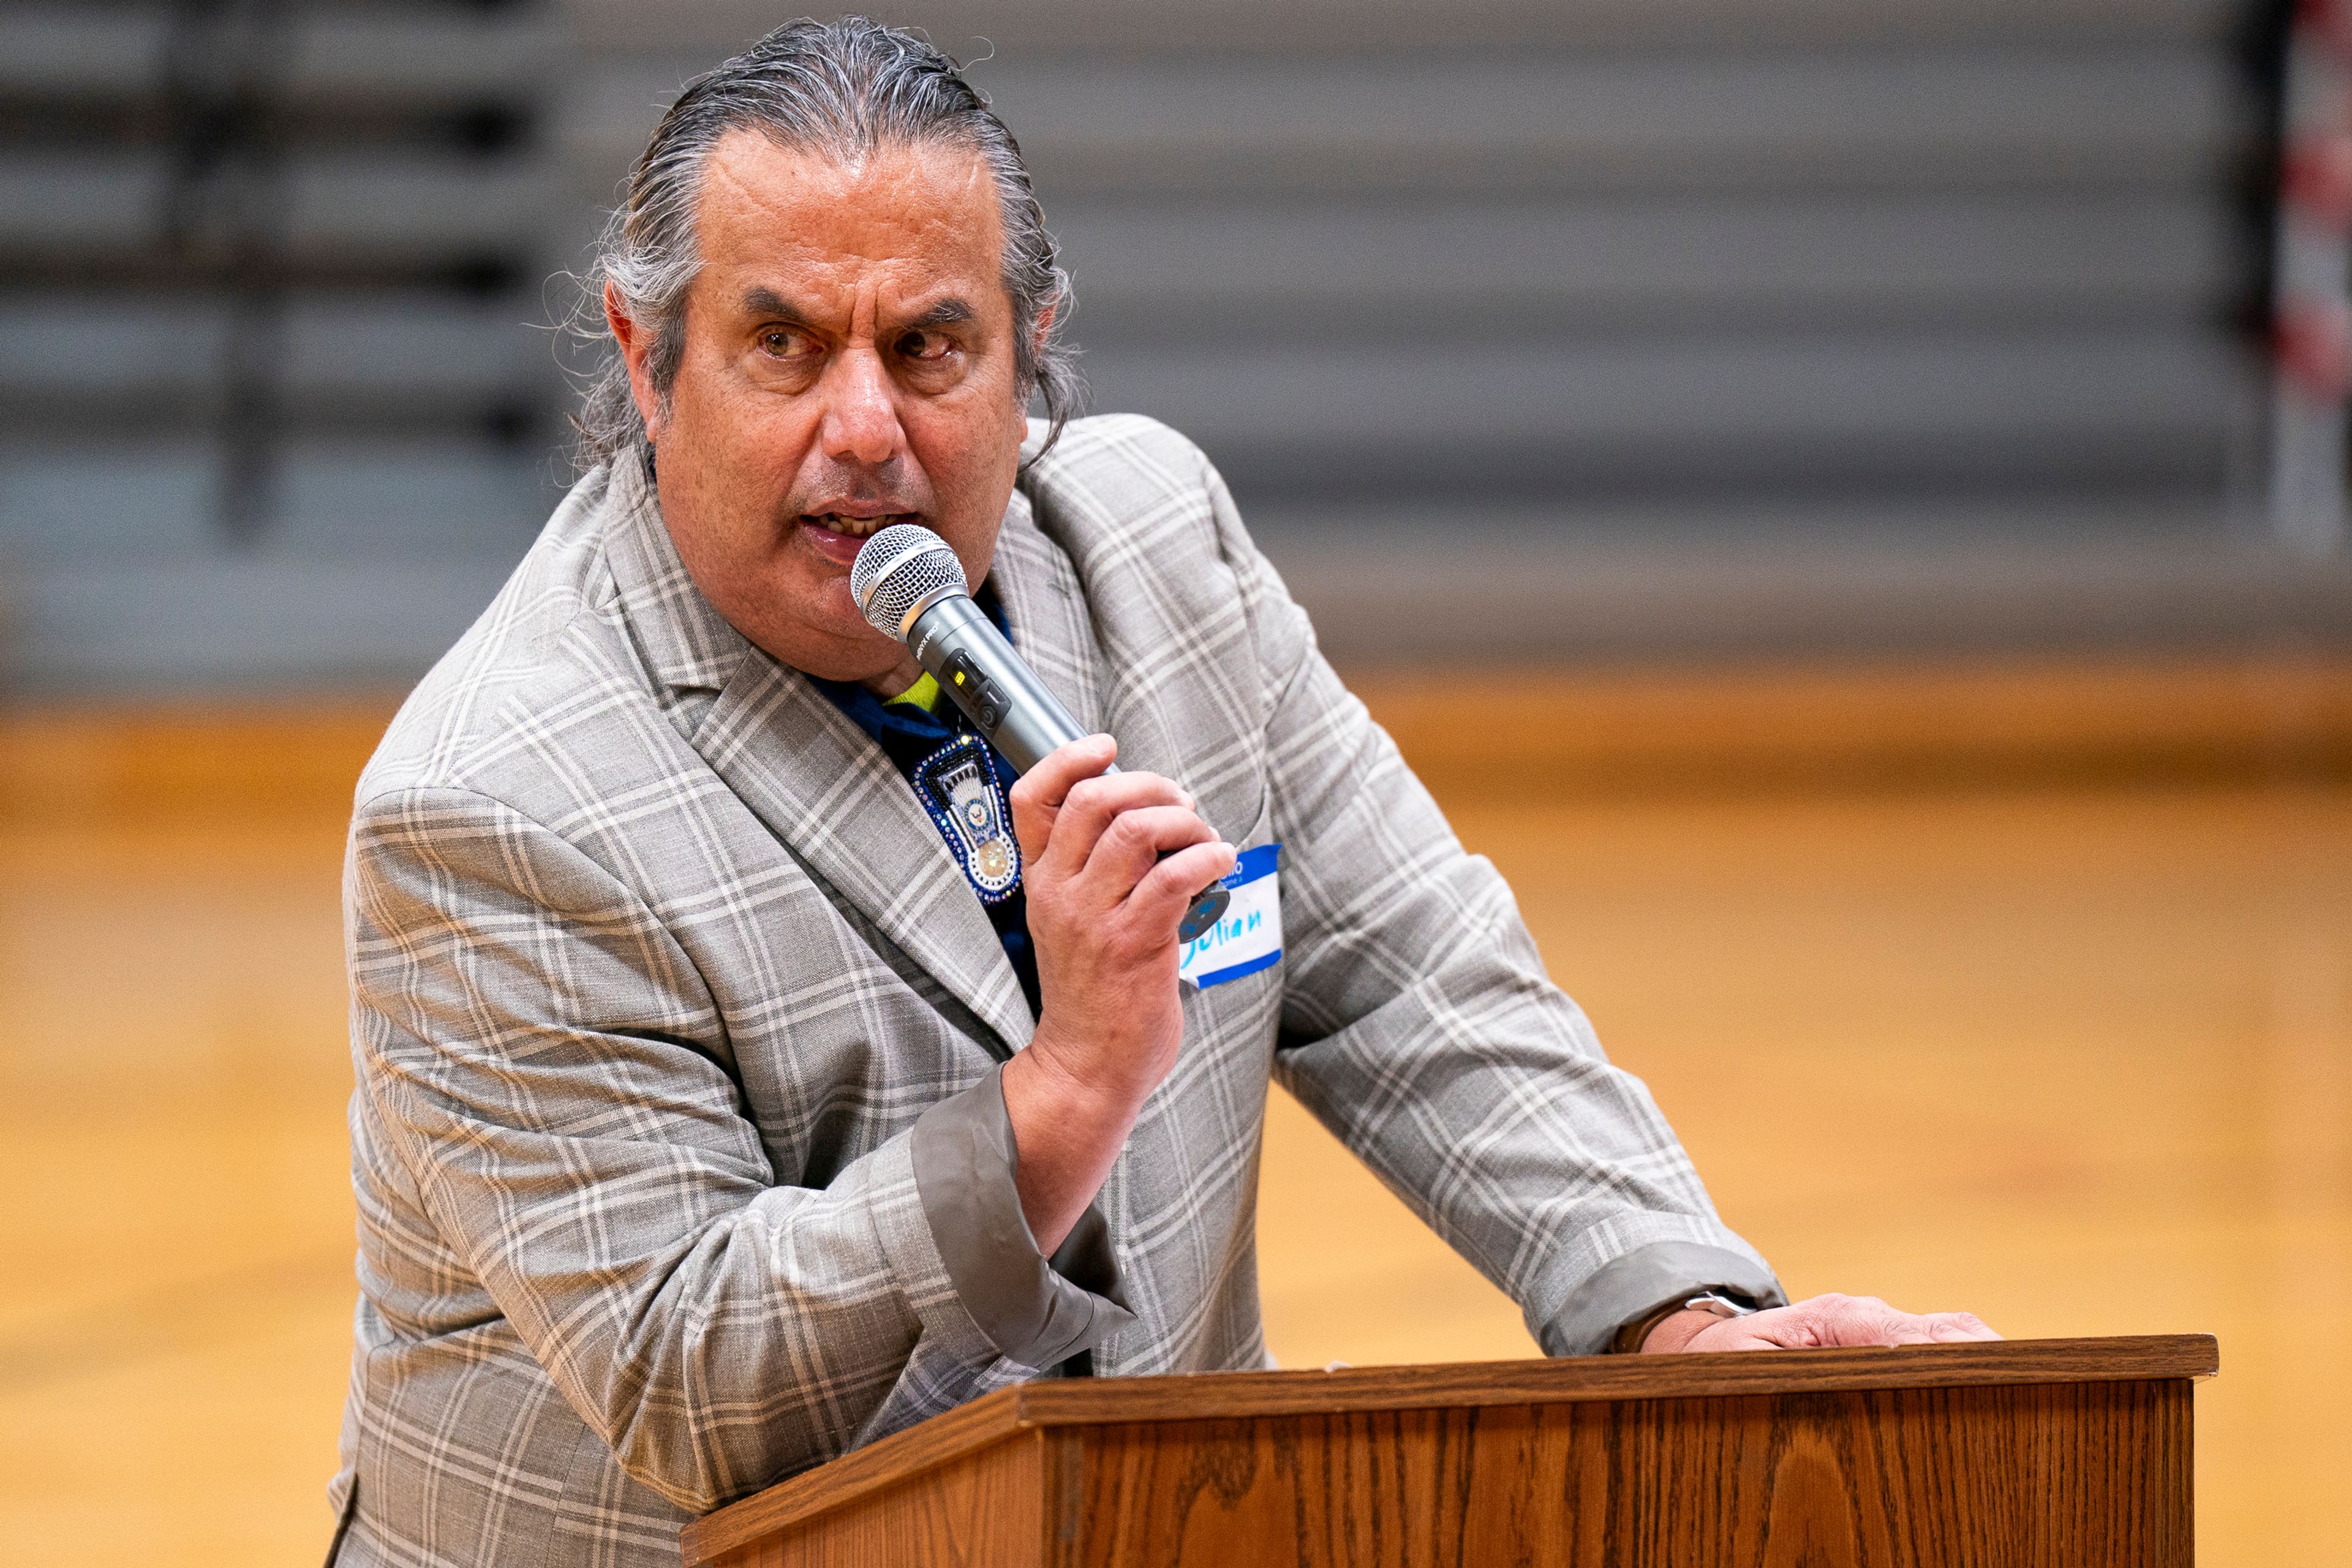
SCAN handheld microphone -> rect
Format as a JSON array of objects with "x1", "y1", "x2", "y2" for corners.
[{"x1": 849, "y1": 523, "x2": 1231, "y2": 944}]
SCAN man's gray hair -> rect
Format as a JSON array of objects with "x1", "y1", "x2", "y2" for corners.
[{"x1": 569, "y1": 16, "x2": 1082, "y2": 473}]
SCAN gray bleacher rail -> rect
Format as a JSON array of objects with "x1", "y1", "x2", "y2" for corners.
[{"x1": 943, "y1": 43, "x2": 2256, "y2": 511}]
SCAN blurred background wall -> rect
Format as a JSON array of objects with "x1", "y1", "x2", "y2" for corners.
[{"x1": 3, "y1": 0, "x2": 2346, "y2": 692}]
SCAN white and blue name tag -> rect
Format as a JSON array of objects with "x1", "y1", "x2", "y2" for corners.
[{"x1": 1179, "y1": 843, "x2": 1281, "y2": 989}]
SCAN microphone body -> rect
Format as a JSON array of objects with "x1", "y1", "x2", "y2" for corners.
[
  {"x1": 850, "y1": 525, "x2": 1232, "y2": 944},
  {"x1": 905, "y1": 592, "x2": 1084, "y2": 774}
]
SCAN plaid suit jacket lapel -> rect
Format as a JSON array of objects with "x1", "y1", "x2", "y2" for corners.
[
  {"x1": 989, "y1": 489, "x2": 1110, "y2": 741},
  {"x1": 603, "y1": 464, "x2": 1035, "y2": 1055}
]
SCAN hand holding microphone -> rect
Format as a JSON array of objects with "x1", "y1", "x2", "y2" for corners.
[
  {"x1": 851, "y1": 525, "x2": 1237, "y2": 1254},
  {"x1": 850, "y1": 526, "x2": 1232, "y2": 943}
]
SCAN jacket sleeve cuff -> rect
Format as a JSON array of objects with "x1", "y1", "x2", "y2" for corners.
[
  {"x1": 908, "y1": 1063, "x2": 1136, "y2": 1368},
  {"x1": 1538, "y1": 1238, "x2": 1787, "y2": 1357}
]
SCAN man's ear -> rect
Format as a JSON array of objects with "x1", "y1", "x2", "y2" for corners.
[{"x1": 605, "y1": 281, "x2": 666, "y2": 441}]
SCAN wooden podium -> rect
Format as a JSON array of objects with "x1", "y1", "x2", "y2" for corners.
[{"x1": 680, "y1": 1334, "x2": 2216, "y2": 1567}]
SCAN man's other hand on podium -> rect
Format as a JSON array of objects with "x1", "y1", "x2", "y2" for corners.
[{"x1": 1641, "y1": 1292, "x2": 2002, "y2": 1354}]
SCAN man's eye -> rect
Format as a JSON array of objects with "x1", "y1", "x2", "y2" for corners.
[
  {"x1": 758, "y1": 328, "x2": 812, "y2": 358},
  {"x1": 899, "y1": 330, "x2": 952, "y2": 361}
]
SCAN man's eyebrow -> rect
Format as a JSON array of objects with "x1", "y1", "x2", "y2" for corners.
[
  {"x1": 902, "y1": 298, "x2": 976, "y2": 330},
  {"x1": 740, "y1": 286, "x2": 814, "y2": 323}
]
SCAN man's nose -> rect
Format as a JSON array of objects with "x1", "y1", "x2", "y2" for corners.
[{"x1": 820, "y1": 345, "x2": 904, "y2": 467}]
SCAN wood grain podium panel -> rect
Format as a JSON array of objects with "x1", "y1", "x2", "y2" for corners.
[
  {"x1": 745, "y1": 1435, "x2": 1042, "y2": 1568},
  {"x1": 685, "y1": 1335, "x2": 2214, "y2": 1568},
  {"x1": 1063, "y1": 1381, "x2": 2188, "y2": 1567}
]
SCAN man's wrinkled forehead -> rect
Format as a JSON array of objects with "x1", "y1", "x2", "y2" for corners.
[{"x1": 691, "y1": 129, "x2": 1008, "y2": 322}]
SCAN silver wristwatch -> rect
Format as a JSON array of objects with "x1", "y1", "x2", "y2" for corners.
[
  {"x1": 1681, "y1": 1290, "x2": 1758, "y2": 1322},
  {"x1": 1610, "y1": 1289, "x2": 1758, "y2": 1354}
]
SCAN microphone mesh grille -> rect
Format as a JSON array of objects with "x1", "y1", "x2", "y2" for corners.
[{"x1": 850, "y1": 523, "x2": 967, "y2": 641}]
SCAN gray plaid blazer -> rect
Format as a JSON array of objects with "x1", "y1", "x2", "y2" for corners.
[{"x1": 328, "y1": 415, "x2": 1779, "y2": 1566}]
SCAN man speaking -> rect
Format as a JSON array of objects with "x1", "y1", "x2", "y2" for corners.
[{"x1": 326, "y1": 18, "x2": 1993, "y2": 1566}]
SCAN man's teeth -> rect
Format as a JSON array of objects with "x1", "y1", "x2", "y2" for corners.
[{"x1": 814, "y1": 513, "x2": 896, "y2": 538}]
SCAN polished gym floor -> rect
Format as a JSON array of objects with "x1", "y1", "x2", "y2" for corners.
[{"x1": 1, "y1": 665, "x2": 2345, "y2": 1563}]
